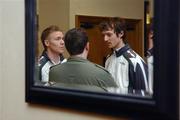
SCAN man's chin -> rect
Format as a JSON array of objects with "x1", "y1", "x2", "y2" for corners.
[
  {"x1": 107, "y1": 45, "x2": 113, "y2": 49},
  {"x1": 58, "y1": 50, "x2": 64, "y2": 54}
]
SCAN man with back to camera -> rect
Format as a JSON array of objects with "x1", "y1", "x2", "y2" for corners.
[
  {"x1": 38, "y1": 25, "x2": 67, "y2": 83},
  {"x1": 99, "y1": 17, "x2": 149, "y2": 96},
  {"x1": 49, "y1": 28, "x2": 118, "y2": 92}
]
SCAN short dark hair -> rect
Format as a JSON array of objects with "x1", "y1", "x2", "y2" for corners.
[
  {"x1": 41, "y1": 25, "x2": 62, "y2": 50},
  {"x1": 64, "y1": 28, "x2": 88, "y2": 55},
  {"x1": 99, "y1": 17, "x2": 126, "y2": 40}
]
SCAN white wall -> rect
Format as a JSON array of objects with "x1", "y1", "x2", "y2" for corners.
[{"x1": 0, "y1": 0, "x2": 124, "y2": 120}]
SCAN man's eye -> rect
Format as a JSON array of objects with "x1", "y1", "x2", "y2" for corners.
[
  {"x1": 55, "y1": 37, "x2": 61, "y2": 40},
  {"x1": 107, "y1": 33, "x2": 112, "y2": 37},
  {"x1": 55, "y1": 38, "x2": 60, "y2": 40}
]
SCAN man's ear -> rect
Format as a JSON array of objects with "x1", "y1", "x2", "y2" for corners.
[
  {"x1": 85, "y1": 42, "x2": 90, "y2": 51},
  {"x1": 44, "y1": 39, "x2": 49, "y2": 47},
  {"x1": 118, "y1": 31, "x2": 124, "y2": 38}
]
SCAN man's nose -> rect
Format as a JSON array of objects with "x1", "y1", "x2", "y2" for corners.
[
  {"x1": 104, "y1": 35, "x2": 108, "y2": 41},
  {"x1": 60, "y1": 40, "x2": 64, "y2": 44}
]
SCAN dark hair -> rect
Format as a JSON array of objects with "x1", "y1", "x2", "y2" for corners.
[
  {"x1": 64, "y1": 28, "x2": 88, "y2": 55},
  {"x1": 41, "y1": 25, "x2": 62, "y2": 50},
  {"x1": 99, "y1": 17, "x2": 126, "y2": 40}
]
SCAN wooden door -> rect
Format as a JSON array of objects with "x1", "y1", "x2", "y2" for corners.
[
  {"x1": 125, "y1": 19, "x2": 143, "y2": 57},
  {"x1": 85, "y1": 25, "x2": 111, "y2": 66}
]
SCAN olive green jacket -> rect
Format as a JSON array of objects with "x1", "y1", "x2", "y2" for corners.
[{"x1": 49, "y1": 56, "x2": 117, "y2": 92}]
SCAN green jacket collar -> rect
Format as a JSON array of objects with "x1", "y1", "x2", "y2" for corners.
[{"x1": 67, "y1": 56, "x2": 90, "y2": 63}]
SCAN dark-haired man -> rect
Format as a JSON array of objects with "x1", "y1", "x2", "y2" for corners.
[{"x1": 99, "y1": 17, "x2": 149, "y2": 96}]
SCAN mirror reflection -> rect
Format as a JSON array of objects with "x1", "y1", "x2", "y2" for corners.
[{"x1": 35, "y1": 0, "x2": 154, "y2": 97}]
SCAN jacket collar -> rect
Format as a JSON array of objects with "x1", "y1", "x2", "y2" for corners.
[
  {"x1": 41, "y1": 50, "x2": 64, "y2": 63},
  {"x1": 115, "y1": 44, "x2": 130, "y2": 57},
  {"x1": 68, "y1": 56, "x2": 89, "y2": 63}
]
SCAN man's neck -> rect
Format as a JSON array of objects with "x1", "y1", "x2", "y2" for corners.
[
  {"x1": 114, "y1": 40, "x2": 125, "y2": 51},
  {"x1": 46, "y1": 51, "x2": 60, "y2": 64},
  {"x1": 71, "y1": 51, "x2": 88, "y2": 59}
]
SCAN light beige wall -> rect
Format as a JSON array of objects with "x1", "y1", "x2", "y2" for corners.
[
  {"x1": 149, "y1": 0, "x2": 154, "y2": 17},
  {"x1": 0, "y1": 1, "x2": 2, "y2": 120},
  {"x1": 69, "y1": 0, "x2": 144, "y2": 28},
  {"x1": 38, "y1": 0, "x2": 69, "y2": 32},
  {"x1": 0, "y1": 0, "x2": 126, "y2": 120}
]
